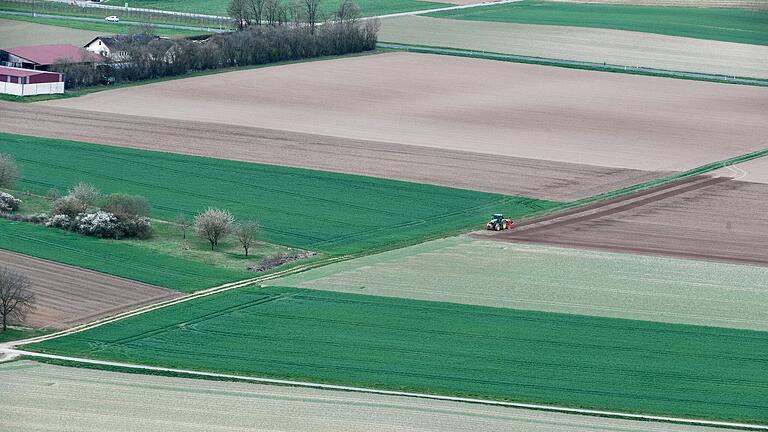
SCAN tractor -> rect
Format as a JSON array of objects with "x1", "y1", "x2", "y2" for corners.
[{"x1": 486, "y1": 214, "x2": 514, "y2": 231}]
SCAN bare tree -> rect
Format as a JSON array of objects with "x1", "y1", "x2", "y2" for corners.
[
  {"x1": 303, "y1": 0, "x2": 321, "y2": 33},
  {"x1": 234, "y1": 221, "x2": 259, "y2": 256},
  {"x1": 0, "y1": 153, "x2": 19, "y2": 189},
  {"x1": 247, "y1": 0, "x2": 266, "y2": 25},
  {"x1": 0, "y1": 267, "x2": 35, "y2": 332},
  {"x1": 228, "y1": 0, "x2": 250, "y2": 29},
  {"x1": 176, "y1": 212, "x2": 193, "y2": 240},
  {"x1": 195, "y1": 208, "x2": 235, "y2": 250},
  {"x1": 68, "y1": 182, "x2": 100, "y2": 207}
]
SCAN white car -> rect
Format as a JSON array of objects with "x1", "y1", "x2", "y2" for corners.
[{"x1": 105, "y1": 16, "x2": 120, "y2": 23}]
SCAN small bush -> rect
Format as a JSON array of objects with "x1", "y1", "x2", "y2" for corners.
[
  {"x1": 0, "y1": 192, "x2": 21, "y2": 213},
  {"x1": 0, "y1": 212, "x2": 48, "y2": 224},
  {"x1": 0, "y1": 154, "x2": 19, "y2": 189},
  {"x1": 50, "y1": 196, "x2": 86, "y2": 219},
  {"x1": 101, "y1": 193, "x2": 151, "y2": 220},
  {"x1": 75, "y1": 211, "x2": 122, "y2": 239},
  {"x1": 122, "y1": 216, "x2": 153, "y2": 239},
  {"x1": 46, "y1": 214, "x2": 73, "y2": 230}
]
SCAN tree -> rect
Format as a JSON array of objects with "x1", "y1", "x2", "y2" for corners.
[
  {"x1": 50, "y1": 195, "x2": 86, "y2": 219},
  {"x1": 195, "y1": 208, "x2": 235, "y2": 250},
  {"x1": 303, "y1": 0, "x2": 321, "y2": 33},
  {"x1": 247, "y1": 0, "x2": 266, "y2": 26},
  {"x1": 68, "y1": 182, "x2": 100, "y2": 207},
  {"x1": 100, "y1": 193, "x2": 151, "y2": 220},
  {"x1": 228, "y1": 0, "x2": 250, "y2": 30},
  {"x1": 176, "y1": 212, "x2": 193, "y2": 240},
  {"x1": 234, "y1": 221, "x2": 259, "y2": 256},
  {"x1": 0, "y1": 266, "x2": 34, "y2": 332},
  {"x1": 0, "y1": 153, "x2": 19, "y2": 189}
]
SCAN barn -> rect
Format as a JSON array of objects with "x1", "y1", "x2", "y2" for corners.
[
  {"x1": 0, "y1": 44, "x2": 103, "y2": 71},
  {"x1": 0, "y1": 67, "x2": 64, "y2": 96}
]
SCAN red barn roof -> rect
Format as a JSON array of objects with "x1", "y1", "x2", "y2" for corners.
[
  {"x1": 2, "y1": 44, "x2": 104, "y2": 66},
  {"x1": 0, "y1": 66, "x2": 44, "y2": 77}
]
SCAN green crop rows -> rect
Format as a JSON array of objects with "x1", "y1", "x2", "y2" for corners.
[
  {"x1": 428, "y1": 0, "x2": 768, "y2": 46},
  {"x1": 27, "y1": 286, "x2": 768, "y2": 423},
  {"x1": 0, "y1": 219, "x2": 245, "y2": 291},
  {"x1": 110, "y1": 0, "x2": 450, "y2": 17}
]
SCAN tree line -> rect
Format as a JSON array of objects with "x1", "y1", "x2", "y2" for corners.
[{"x1": 53, "y1": 0, "x2": 379, "y2": 89}]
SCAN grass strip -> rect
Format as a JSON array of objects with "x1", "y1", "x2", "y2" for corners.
[{"x1": 25, "y1": 286, "x2": 768, "y2": 424}]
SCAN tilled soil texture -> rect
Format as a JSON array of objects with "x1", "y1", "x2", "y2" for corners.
[
  {"x1": 0, "y1": 102, "x2": 669, "y2": 202},
  {"x1": 489, "y1": 179, "x2": 768, "y2": 265},
  {"x1": 379, "y1": 17, "x2": 768, "y2": 78},
  {"x1": 38, "y1": 53, "x2": 768, "y2": 174},
  {"x1": 0, "y1": 250, "x2": 181, "y2": 329}
]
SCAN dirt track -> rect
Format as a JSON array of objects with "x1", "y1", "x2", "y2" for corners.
[
  {"x1": 0, "y1": 250, "x2": 180, "y2": 329},
  {"x1": 489, "y1": 179, "x2": 768, "y2": 265},
  {"x1": 39, "y1": 53, "x2": 768, "y2": 174},
  {"x1": 0, "y1": 101, "x2": 670, "y2": 201}
]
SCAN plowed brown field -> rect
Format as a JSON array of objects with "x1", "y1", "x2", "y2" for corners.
[
  {"x1": 0, "y1": 101, "x2": 669, "y2": 201},
  {"x1": 0, "y1": 251, "x2": 180, "y2": 329},
  {"x1": 39, "y1": 53, "x2": 768, "y2": 174},
  {"x1": 490, "y1": 179, "x2": 768, "y2": 265}
]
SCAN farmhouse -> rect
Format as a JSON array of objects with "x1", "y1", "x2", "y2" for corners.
[
  {"x1": 0, "y1": 44, "x2": 103, "y2": 71},
  {"x1": 85, "y1": 35, "x2": 161, "y2": 62},
  {"x1": 0, "y1": 66, "x2": 64, "y2": 96}
]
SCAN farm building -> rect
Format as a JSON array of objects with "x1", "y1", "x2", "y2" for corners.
[
  {"x1": 0, "y1": 66, "x2": 64, "y2": 96},
  {"x1": 0, "y1": 44, "x2": 104, "y2": 71},
  {"x1": 85, "y1": 35, "x2": 161, "y2": 62}
]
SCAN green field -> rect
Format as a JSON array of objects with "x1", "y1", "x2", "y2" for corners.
[
  {"x1": 26, "y1": 286, "x2": 768, "y2": 423},
  {"x1": 428, "y1": 1, "x2": 768, "y2": 45},
  {"x1": 0, "y1": 14, "x2": 210, "y2": 38},
  {"x1": 0, "y1": 133, "x2": 557, "y2": 256},
  {"x1": 108, "y1": 0, "x2": 450, "y2": 17},
  {"x1": 271, "y1": 238, "x2": 768, "y2": 331},
  {"x1": 0, "y1": 219, "x2": 245, "y2": 291}
]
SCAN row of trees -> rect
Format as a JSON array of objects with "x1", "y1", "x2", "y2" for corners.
[{"x1": 53, "y1": 0, "x2": 378, "y2": 89}]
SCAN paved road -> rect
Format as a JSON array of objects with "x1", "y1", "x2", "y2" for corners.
[{"x1": 0, "y1": 10, "x2": 227, "y2": 32}]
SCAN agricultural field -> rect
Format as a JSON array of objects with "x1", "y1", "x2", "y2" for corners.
[
  {"x1": 0, "y1": 101, "x2": 672, "y2": 201},
  {"x1": 0, "y1": 132, "x2": 556, "y2": 259},
  {"x1": 26, "y1": 286, "x2": 768, "y2": 423},
  {"x1": 503, "y1": 179, "x2": 768, "y2": 265},
  {"x1": 0, "y1": 18, "x2": 101, "y2": 48},
  {"x1": 102, "y1": 0, "x2": 451, "y2": 17},
  {"x1": 40, "y1": 52, "x2": 768, "y2": 174},
  {"x1": 0, "y1": 250, "x2": 180, "y2": 329},
  {"x1": 378, "y1": 16, "x2": 768, "y2": 78},
  {"x1": 427, "y1": 1, "x2": 768, "y2": 45},
  {"x1": 271, "y1": 237, "x2": 768, "y2": 330},
  {"x1": 0, "y1": 361, "x2": 729, "y2": 432}
]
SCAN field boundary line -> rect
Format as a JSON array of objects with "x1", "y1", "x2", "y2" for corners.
[
  {"x1": 5, "y1": 350, "x2": 768, "y2": 431},
  {"x1": 377, "y1": 42, "x2": 768, "y2": 87}
]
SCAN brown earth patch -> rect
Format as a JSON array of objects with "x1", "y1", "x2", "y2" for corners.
[
  {"x1": 0, "y1": 101, "x2": 670, "y2": 202},
  {"x1": 38, "y1": 52, "x2": 768, "y2": 174},
  {"x1": 484, "y1": 179, "x2": 768, "y2": 265},
  {"x1": 0, "y1": 250, "x2": 181, "y2": 329}
]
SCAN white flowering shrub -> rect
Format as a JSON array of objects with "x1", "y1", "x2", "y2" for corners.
[
  {"x1": 75, "y1": 211, "x2": 122, "y2": 238},
  {"x1": 0, "y1": 192, "x2": 21, "y2": 212},
  {"x1": 46, "y1": 214, "x2": 73, "y2": 229}
]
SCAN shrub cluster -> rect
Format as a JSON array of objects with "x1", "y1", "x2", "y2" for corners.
[
  {"x1": 52, "y1": 6, "x2": 378, "y2": 89},
  {"x1": 0, "y1": 192, "x2": 21, "y2": 213}
]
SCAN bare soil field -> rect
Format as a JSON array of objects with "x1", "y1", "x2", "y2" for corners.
[
  {"x1": 0, "y1": 250, "x2": 180, "y2": 329},
  {"x1": 0, "y1": 102, "x2": 670, "y2": 201},
  {"x1": 271, "y1": 237, "x2": 768, "y2": 331},
  {"x1": 0, "y1": 18, "x2": 100, "y2": 48},
  {"x1": 496, "y1": 179, "x2": 768, "y2": 265},
  {"x1": 380, "y1": 17, "x2": 768, "y2": 78},
  {"x1": 40, "y1": 53, "x2": 768, "y2": 174},
  {"x1": 551, "y1": 0, "x2": 768, "y2": 9},
  {"x1": 0, "y1": 361, "x2": 730, "y2": 432}
]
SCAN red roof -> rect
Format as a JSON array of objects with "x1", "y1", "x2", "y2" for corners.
[
  {"x1": 2, "y1": 44, "x2": 104, "y2": 66},
  {"x1": 0, "y1": 66, "x2": 60, "y2": 78}
]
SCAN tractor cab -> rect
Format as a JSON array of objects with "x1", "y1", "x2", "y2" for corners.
[{"x1": 486, "y1": 214, "x2": 513, "y2": 231}]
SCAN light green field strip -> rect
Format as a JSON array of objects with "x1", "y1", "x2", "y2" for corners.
[
  {"x1": 0, "y1": 17, "x2": 100, "y2": 48},
  {"x1": 379, "y1": 16, "x2": 768, "y2": 79},
  {"x1": 0, "y1": 361, "x2": 730, "y2": 432},
  {"x1": 270, "y1": 237, "x2": 768, "y2": 331}
]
